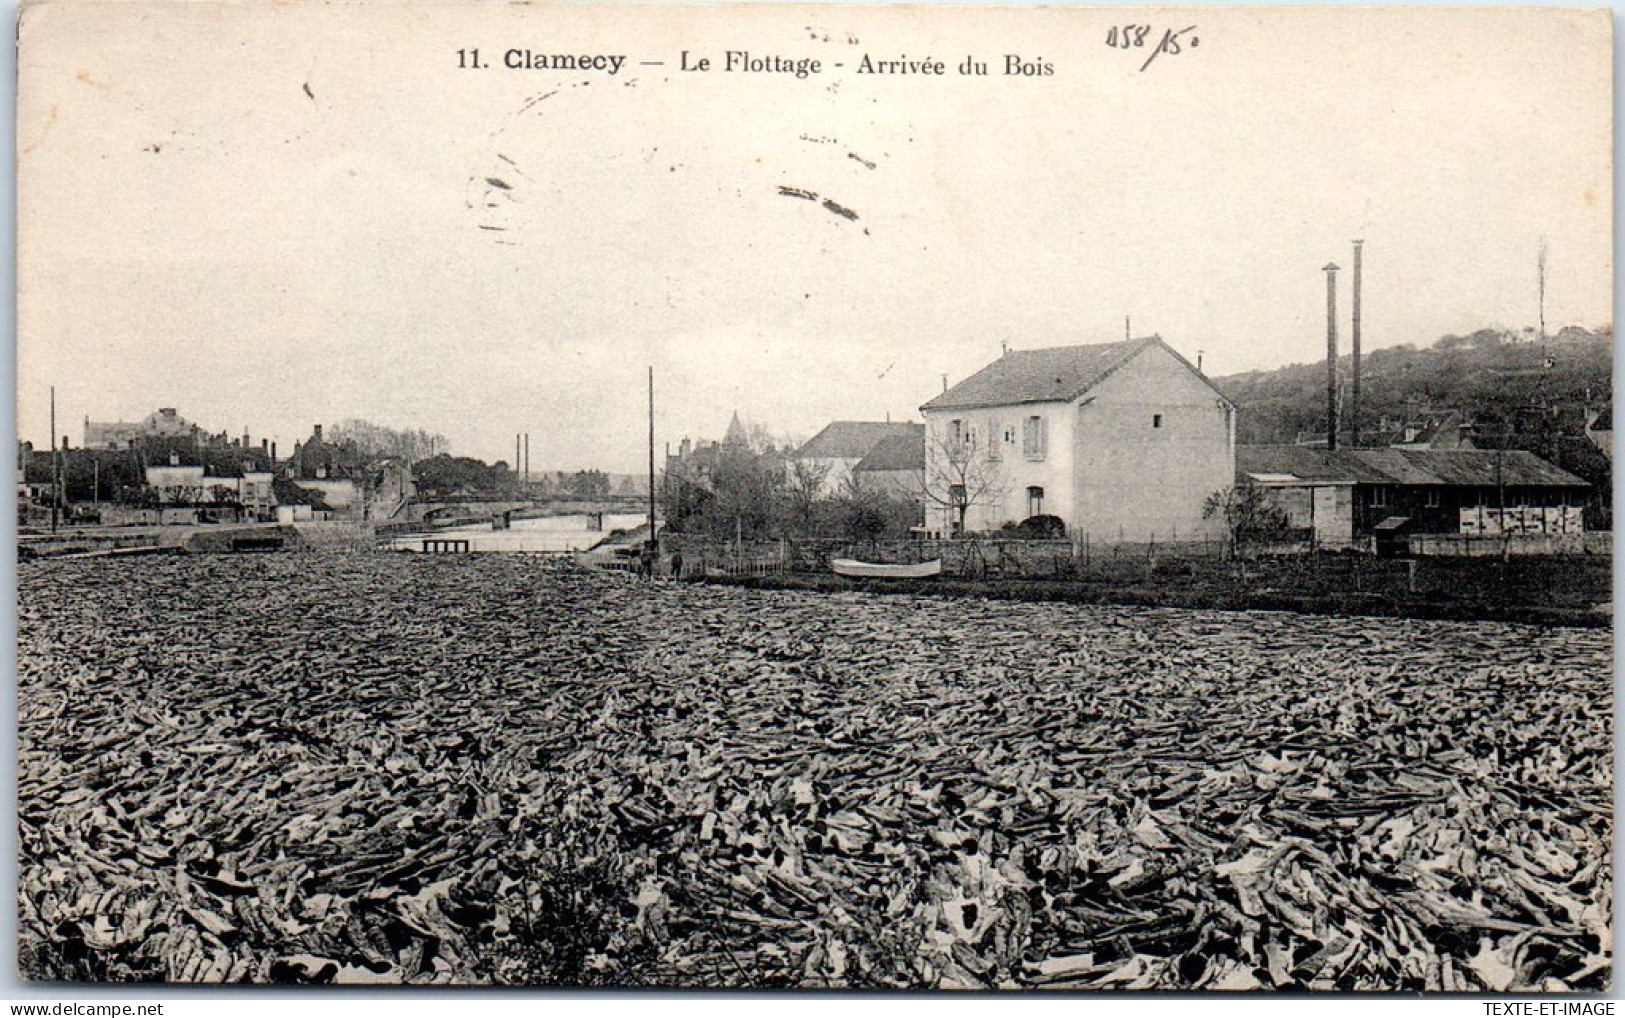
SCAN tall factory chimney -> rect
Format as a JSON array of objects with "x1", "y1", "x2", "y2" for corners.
[
  {"x1": 1323, "y1": 262, "x2": 1341, "y2": 451},
  {"x1": 1351, "y1": 240, "x2": 1364, "y2": 447}
]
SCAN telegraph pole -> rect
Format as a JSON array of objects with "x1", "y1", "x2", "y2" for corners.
[
  {"x1": 647, "y1": 366, "x2": 657, "y2": 542},
  {"x1": 49, "y1": 386, "x2": 58, "y2": 533}
]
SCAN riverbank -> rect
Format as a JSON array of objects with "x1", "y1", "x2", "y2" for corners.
[
  {"x1": 699, "y1": 554, "x2": 1613, "y2": 628},
  {"x1": 18, "y1": 520, "x2": 371, "y2": 559}
]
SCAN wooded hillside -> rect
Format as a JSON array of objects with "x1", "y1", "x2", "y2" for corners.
[{"x1": 1216, "y1": 326, "x2": 1612, "y2": 446}]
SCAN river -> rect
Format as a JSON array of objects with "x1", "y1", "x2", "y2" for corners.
[{"x1": 385, "y1": 511, "x2": 651, "y2": 553}]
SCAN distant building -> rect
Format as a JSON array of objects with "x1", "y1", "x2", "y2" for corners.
[
  {"x1": 850, "y1": 428, "x2": 926, "y2": 499},
  {"x1": 83, "y1": 407, "x2": 198, "y2": 449},
  {"x1": 1238, "y1": 445, "x2": 1591, "y2": 546},
  {"x1": 919, "y1": 336, "x2": 1235, "y2": 540},
  {"x1": 792, "y1": 421, "x2": 924, "y2": 496},
  {"x1": 1585, "y1": 408, "x2": 1612, "y2": 460},
  {"x1": 143, "y1": 454, "x2": 275, "y2": 521},
  {"x1": 280, "y1": 424, "x2": 366, "y2": 515}
]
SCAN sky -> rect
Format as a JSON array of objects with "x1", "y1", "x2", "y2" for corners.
[{"x1": 16, "y1": 3, "x2": 1612, "y2": 473}]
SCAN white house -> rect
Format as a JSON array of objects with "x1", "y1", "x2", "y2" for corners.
[
  {"x1": 791, "y1": 421, "x2": 924, "y2": 496},
  {"x1": 918, "y1": 336, "x2": 1236, "y2": 541},
  {"x1": 144, "y1": 463, "x2": 276, "y2": 517}
]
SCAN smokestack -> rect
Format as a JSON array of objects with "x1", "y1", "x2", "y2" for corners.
[
  {"x1": 1351, "y1": 240, "x2": 1364, "y2": 447},
  {"x1": 1323, "y1": 262, "x2": 1341, "y2": 452},
  {"x1": 523, "y1": 433, "x2": 530, "y2": 482},
  {"x1": 515, "y1": 434, "x2": 521, "y2": 474}
]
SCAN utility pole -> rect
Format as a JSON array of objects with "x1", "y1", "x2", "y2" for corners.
[
  {"x1": 1538, "y1": 239, "x2": 1548, "y2": 345},
  {"x1": 1538, "y1": 239, "x2": 1551, "y2": 412},
  {"x1": 647, "y1": 366, "x2": 657, "y2": 557},
  {"x1": 49, "y1": 387, "x2": 58, "y2": 533},
  {"x1": 1323, "y1": 263, "x2": 1341, "y2": 452}
]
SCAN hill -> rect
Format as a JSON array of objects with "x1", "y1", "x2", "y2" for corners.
[
  {"x1": 1215, "y1": 326, "x2": 1613, "y2": 524},
  {"x1": 1216, "y1": 325, "x2": 1612, "y2": 446}
]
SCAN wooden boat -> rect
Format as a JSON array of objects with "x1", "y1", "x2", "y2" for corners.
[{"x1": 831, "y1": 558, "x2": 942, "y2": 579}]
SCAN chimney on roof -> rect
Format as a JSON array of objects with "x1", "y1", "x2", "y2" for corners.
[
  {"x1": 313, "y1": 424, "x2": 323, "y2": 442},
  {"x1": 941, "y1": 374, "x2": 948, "y2": 394},
  {"x1": 1323, "y1": 262, "x2": 1341, "y2": 452},
  {"x1": 1351, "y1": 240, "x2": 1364, "y2": 447}
]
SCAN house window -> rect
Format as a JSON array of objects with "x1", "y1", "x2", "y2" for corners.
[
  {"x1": 1370, "y1": 485, "x2": 1388, "y2": 508},
  {"x1": 1153, "y1": 413, "x2": 1163, "y2": 429},
  {"x1": 949, "y1": 483, "x2": 967, "y2": 508},
  {"x1": 987, "y1": 419, "x2": 1002, "y2": 460},
  {"x1": 948, "y1": 419, "x2": 963, "y2": 446},
  {"x1": 1027, "y1": 486, "x2": 1044, "y2": 517},
  {"x1": 1022, "y1": 415, "x2": 1047, "y2": 460}
]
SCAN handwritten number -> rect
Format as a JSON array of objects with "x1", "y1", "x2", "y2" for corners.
[
  {"x1": 1106, "y1": 25, "x2": 1153, "y2": 49},
  {"x1": 1106, "y1": 24, "x2": 1198, "y2": 69}
]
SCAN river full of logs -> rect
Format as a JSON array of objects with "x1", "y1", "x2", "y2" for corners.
[{"x1": 18, "y1": 555, "x2": 1612, "y2": 990}]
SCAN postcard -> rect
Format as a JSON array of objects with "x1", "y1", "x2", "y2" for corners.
[{"x1": 15, "y1": 2, "x2": 1612, "y2": 991}]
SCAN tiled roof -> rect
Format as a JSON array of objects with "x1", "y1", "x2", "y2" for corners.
[
  {"x1": 1238, "y1": 446, "x2": 1589, "y2": 488},
  {"x1": 1400, "y1": 449, "x2": 1588, "y2": 487},
  {"x1": 795, "y1": 421, "x2": 921, "y2": 460},
  {"x1": 921, "y1": 338, "x2": 1164, "y2": 411},
  {"x1": 853, "y1": 428, "x2": 925, "y2": 472}
]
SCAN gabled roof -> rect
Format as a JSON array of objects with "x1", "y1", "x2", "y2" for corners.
[
  {"x1": 920, "y1": 336, "x2": 1226, "y2": 412},
  {"x1": 1239, "y1": 445, "x2": 1392, "y2": 484},
  {"x1": 795, "y1": 421, "x2": 921, "y2": 460},
  {"x1": 1237, "y1": 446, "x2": 1590, "y2": 489},
  {"x1": 1398, "y1": 449, "x2": 1587, "y2": 487},
  {"x1": 853, "y1": 428, "x2": 925, "y2": 472}
]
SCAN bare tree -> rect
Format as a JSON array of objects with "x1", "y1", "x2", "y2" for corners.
[
  {"x1": 1203, "y1": 484, "x2": 1293, "y2": 558},
  {"x1": 783, "y1": 456, "x2": 832, "y2": 534},
  {"x1": 328, "y1": 419, "x2": 450, "y2": 465},
  {"x1": 916, "y1": 431, "x2": 1008, "y2": 536}
]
